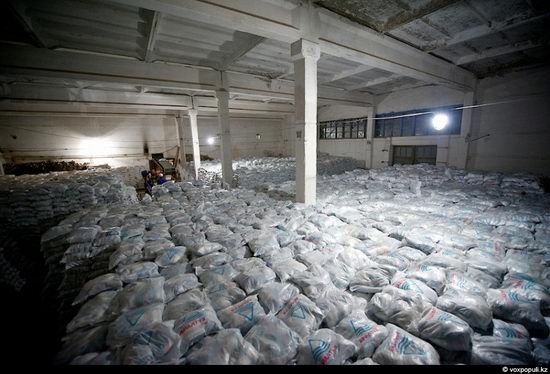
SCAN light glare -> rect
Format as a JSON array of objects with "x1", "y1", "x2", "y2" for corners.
[{"x1": 432, "y1": 113, "x2": 449, "y2": 130}]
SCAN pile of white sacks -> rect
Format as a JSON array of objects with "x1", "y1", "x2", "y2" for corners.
[
  {"x1": 0, "y1": 171, "x2": 138, "y2": 236},
  {"x1": 48, "y1": 162, "x2": 550, "y2": 365},
  {"x1": 113, "y1": 166, "x2": 145, "y2": 190},
  {"x1": 200, "y1": 155, "x2": 363, "y2": 190}
]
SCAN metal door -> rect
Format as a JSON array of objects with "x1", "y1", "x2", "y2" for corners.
[{"x1": 392, "y1": 145, "x2": 437, "y2": 165}]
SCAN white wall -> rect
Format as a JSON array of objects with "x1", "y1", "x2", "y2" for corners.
[
  {"x1": 180, "y1": 116, "x2": 286, "y2": 159},
  {"x1": 0, "y1": 114, "x2": 287, "y2": 168},
  {"x1": 318, "y1": 70, "x2": 550, "y2": 176},
  {"x1": 469, "y1": 66, "x2": 550, "y2": 175}
]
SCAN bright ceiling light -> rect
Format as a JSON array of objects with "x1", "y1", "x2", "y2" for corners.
[
  {"x1": 207, "y1": 137, "x2": 215, "y2": 145},
  {"x1": 432, "y1": 113, "x2": 449, "y2": 130}
]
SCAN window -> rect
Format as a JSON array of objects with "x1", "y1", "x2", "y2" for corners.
[
  {"x1": 374, "y1": 105, "x2": 462, "y2": 138},
  {"x1": 319, "y1": 117, "x2": 368, "y2": 139}
]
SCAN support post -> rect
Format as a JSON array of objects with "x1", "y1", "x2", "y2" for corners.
[
  {"x1": 188, "y1": 108, "x2": 201, "y2": 179},
  {"x1": 459, "y1": 90, "x2": 475, "y2": 170},
  {"x1": 366, "y1": 106, "x2": 376, "y2": 169},
  {"x1": 0, "y1": 155, "x2": 4, "y2": 176},
  {"x1": 215, "y1": 88, "x2": 233, "y2": 185},
  {"x1": 291, "y1": 39, "x2": 320, "y2": 204},
  {"x1": 175, "y1": 114, "x2": 187, "y2": 179}
]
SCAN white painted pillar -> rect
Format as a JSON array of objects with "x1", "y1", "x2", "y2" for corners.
[
  {"x1": 291, "y1": 39, "x2": 320, "y2": 205},
  {"x1": 215, "y1": 88, "x2": 233, "y2": 184},
  {"x1": 366, "y1": 106, "x2": 376, "y2": 169},
  {"x1": 188, "y1": 108, "x2": 201, "y2": 180},
  {"x1": 459, "y1": 91, "x2": 475, "y2": 170},
  {"x1": 175, "y1": 115, "x2": 187, "y2": 179}
]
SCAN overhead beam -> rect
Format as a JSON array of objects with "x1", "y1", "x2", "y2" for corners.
[
  {"x1": 347, "y1": 75, "x2": 401, "y2": 91},
  {"x1": 219, "y1": 33, "x2": 266, "y2": 70},
  {"x1": 425, "y1": 13, "x2": 550, "y2": 52},
  {"x1": 0, "y1": 44, "x2": 371, "y2": 106},
  {"x1": 8, "y1": 0, "x2": 48, "y2": 48},
  {"x1": 1, "y1": 84, "x2": 191, "y2": 109},
  {"x1": 108, "y1": 0, "x2": 476, "y2": 91},
  {"x1": 143, "y1": 10, "x2": 162, "y2": 62},
  {"x1": 383, "y1": 0, "x2": 461, "y2": 32},
  {"x1": 319, "y1": 65, "x2": 374, "y2": 84},
  {"x1": 0, "y1": 84, "x2": 295, "y2": 114},
  {"x1": 455, "y1": 41, "x2": 546, "y2": 65}
]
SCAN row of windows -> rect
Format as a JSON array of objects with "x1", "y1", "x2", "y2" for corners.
[
  {"x1": 318, "y1": 106, "x2": 462, "y2": 140},
  {"x1": 319, "y1": 118, "x2": 367, "y2": 139},
  {"x1": 374, "y1": 106, "x2": 462, "y2": 138}
]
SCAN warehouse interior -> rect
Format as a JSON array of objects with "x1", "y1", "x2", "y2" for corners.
[{"x1": 0, "y1": 0, "x2": 549, "y2": 366}]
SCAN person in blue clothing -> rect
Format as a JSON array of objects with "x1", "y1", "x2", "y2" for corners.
[{"x1": 157, "y1": 172, "x2": 167, "y2": 185}]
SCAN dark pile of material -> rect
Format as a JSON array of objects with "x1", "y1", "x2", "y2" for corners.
[
  {"x1": 5, "y1": 161, "x2": 89, "y2": 175},
  {"x1": 185, "y1": 154, "x2": 213, "y2": 162}
]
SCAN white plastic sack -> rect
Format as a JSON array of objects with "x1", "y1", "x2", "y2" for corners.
[
  {"x1": 154, "y1": 246, "x2": 188, "y2": 268},
  {"x1": 164, "y1": 273, "x2": 200, "y2": 302},
  {"x1": 244, "y1": 314, "x2": 301, "y2": 365},
  {"x1": 107, "y1": 277, "x2": 165, "y2": 315},
  {"x1": 173, "y1": 306, "x2": 223, "y2": 355},
  {"x1": 372, "y1": 324, "x2": 440, "y2": 365},
  {"x1": 487, "y1": 288, "x2": 548, "y2": 338},
  {"x1": 296, "y1": 329, "x2": 356, "y2": 365},
  {"x1": 470, "y1": 335, "x2": 534, "y2": 365},
  {"x1": 291, "y1": 264, "x2": 333, "y2": 299},
  {"x1": 416, "y1": 306, "x2": 473, "y2": 351},
  {"x1": 116, "y1": 261, "x2": 159, "y2": 283},
  {"x1": 334, "y1": 310, "x2": 388, "y2": 359},
  {"x1": 185, "y1": 328, "x2": 260, "y2": 365},
  {"x1": 67, "y1": 291, "x2": 118, "y2": 333},
  {"x1": 257, "y1": 282, "x2": 300, "y2": 314},
  {"x1": 73, "y1": 273, "x2": 123, "y2": 305},
  {"x1": 314, "y1": 286, "x2": 365, "y2": 328},
  {"x1": 436, "y1": 287, "x2": 493, "y2": 330},
  {"x1": 217, "y1": 295, "x2": 266, "y2": 335},
  {"x1": 205, "y1": 282, "x2": 247, "y2": 312},
  {"x1": 406, "y1": 264, "x2": 447, "y2": 295},
  {"x1": 369, "y1": 286, "x2": 430, "y2": 334},
  {"x1": 106, "y1": 303, "x2": 164, "y2": 348},
  {"x1": 276, "y1": 294, "x2": 325, "y2": 339},
  {"x1": 163, "y1": 289, "x2": 209, "y2": 321}
]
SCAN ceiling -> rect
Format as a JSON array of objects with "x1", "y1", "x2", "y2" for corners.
[
  {"x1": 0, "y1": 0, "x2": 548, "y2": 115},
  {"x1": 315, "y1": 0, "x2": 550, "y2": 78}
]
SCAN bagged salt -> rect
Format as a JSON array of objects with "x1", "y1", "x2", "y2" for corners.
[
  {"x1": 73, "y1": 273, "x2": 123, "y2": 305},
  {"x1": 244, "y1": 314, "x2": 301, "y2": 365},
  {"x1": 334, "y1": 310, "x2": 388, "y2": 359},
  {"x1": 372, "y1": 324, "x2": 440, "y2": 365},
  {"x1": 276, "y1": 294, "x2": 325, "y2": 339},
  {"x1": 436, "y1": 287, "x2": 492, "y2": 330},
  {"x1": 217, "y1": 295, "x2": 266, "y2": 335},
  {"x1": 416, "y1": 306, "x2": 473, "y2": 351},
  {"x1": 296, "y1": 329, "x2": 356, "y2": 365},
  {"x1": 257, "y1": 282, "x2": 300, "y2": 314},
  {"x1": 186, "y1": 328, "x2": 260, "y2": 365}
]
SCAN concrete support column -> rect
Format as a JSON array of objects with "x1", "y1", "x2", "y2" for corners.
[
  {"x1": 188, "y1": 109, "x2": 201, "y2": 180},
  {"x1": 0, "y1": 155, "x2": 4, "y2": 176},
  {"x1": 175, "y1": 115, "x2": 187, "y2": 179},
  {"x1": 366, "y1": 106, "x2": 376, "y2": 169},
  {"x1": 291, "y1": 39, "x2": 320, "y2": 205},
  {"x1": 459, "y1": 91, "x2": 475, "y2": 170},
  {"x1": 215, "y1": 88, "x2": 233, "y2": 185}
]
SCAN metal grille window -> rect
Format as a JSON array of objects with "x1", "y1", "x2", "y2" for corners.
[
  {"x1": 319, "y1": 117, "x2": 368, "y2": 139},
  {"x1": 374, "y1": 105, "x2": 462, "y2": 138}
]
